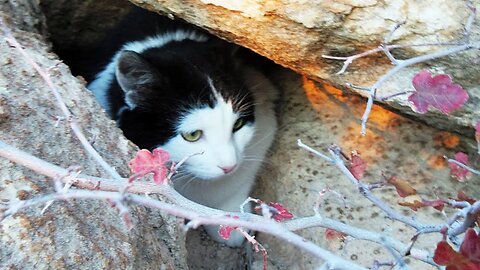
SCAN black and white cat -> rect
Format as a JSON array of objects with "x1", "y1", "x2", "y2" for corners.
[{"x1": 87, "y1": 7, "x2": 278, "y2": 247}]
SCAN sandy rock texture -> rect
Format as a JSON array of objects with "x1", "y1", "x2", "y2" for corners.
[
  {"x1": 132, "y1": 0, "x2": 479, "y2": 135},
  {"x1": 252, "y1": 68, "x2": 480, "y2": 269},
  {"x1": 0, "y1": 7, "x2": 188, "y2": 270}
]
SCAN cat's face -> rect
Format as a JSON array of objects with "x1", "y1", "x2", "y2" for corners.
[
  {"x1": 115, "y1": 49, "x2": 256, "y2": 180},
  {"x1": 162, "y1": 94, "x2": 255, "y2": 179}
]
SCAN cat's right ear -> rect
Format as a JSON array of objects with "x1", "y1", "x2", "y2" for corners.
[{"x1": 115, "y1": 50, "x2": 163, "y2": 109}]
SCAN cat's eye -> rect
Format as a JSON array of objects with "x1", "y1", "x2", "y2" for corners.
[
  {"x1": 233, "y1": 118, "x2": 246, "y2": 132},
  {"x1": 182, "y1": 130, "x2": 203, "y2": 142}
]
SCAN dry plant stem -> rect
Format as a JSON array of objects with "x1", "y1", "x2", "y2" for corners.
[
  {"x1": 0, "y1": 140, "x2": 436, "y2": 266},
  {"x1": 321, "y1": 42, "x2": 463, "y2": 75},
  {"x1": 299, "y1": 141, "x2": 480, "y2": 239},
  {"x1": 1, "y1": 25, "x2": 123, "y2": 181},
  {"x1": 444, "y1": 156, "x2": 480, "y2": 175},
  {"x1": 0, "y1": 187, "x2": 368, "y2": 270},
  {"x1": 448, "y1": 200, "x2": 480, "y2": 236}
]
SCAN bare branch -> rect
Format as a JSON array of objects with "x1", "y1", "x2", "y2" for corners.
[
  {"x1": 1, "y1": 26, "x2": 123, "y2": 181},
  {"x1": 444, "y1": 155, "x2": 480, "y2": 175}
]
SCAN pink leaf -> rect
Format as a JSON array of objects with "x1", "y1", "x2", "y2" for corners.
[
  {"x1": 460, "y1": 229, "x2": 480, "y2": 265},
  {"x1": 325, "y1": 228, "x2": 346, "y2": 241},
  {"x1": 408, "y1": 70, "x2": 469, "y2": 114},
  {"x1": 348, "y1": 151, "x2": 367, "y2": 181},
  {"x1": 128, "y1": 148, "x2": 170, "y2": 184},
  {"x1": 218, "y1": 215, "x2": 239, "y2": 240},
  {"x1": 267, "y1": 202, "x2": 294, "y2": 222},
  {"x1": 434, "y1": 229, "x2": 480, "y2": 270},
  {"x1": 448, "y1": 152, "x2": 472, "y2": 182}
]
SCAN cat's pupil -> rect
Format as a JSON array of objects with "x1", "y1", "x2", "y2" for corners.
[
  {"x1": 233, "y1": 118, "x2": 245, "y2": 132},
  {"x1": 181, "y1": 130, "x2": 203, "y2": 142}
]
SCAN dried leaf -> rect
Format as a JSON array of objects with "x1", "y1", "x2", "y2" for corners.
[
  {"x1": 325, "y1": 228, "x2": 346, "y2": 241},
  {"x1": 348, "y1": 151, "x2": 367, "y2": 181},
  {"x1": 399, "y1": 196, "x2": 444, "y2": 211},
  {"x1": 408, "y1": 70, "x2": 469, "y2": 114},
  {"x1": 386, "y1": 176, "x2": 417, "y2": 197},
  {"x1": 448, "y1": 152, "x2": 472, "y2": 182},
  {"x1": 128, "y1": 148, "x2": 170, "y2": 184},
  {"x1": 399, "y1": 196, "x2": 424, "y2": 212}
]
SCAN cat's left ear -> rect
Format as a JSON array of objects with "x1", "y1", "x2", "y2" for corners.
[{"x1": 115, "y1": 50, "x2": 164, "y2": 109}]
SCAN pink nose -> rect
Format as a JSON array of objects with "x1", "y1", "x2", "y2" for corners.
[{"x1": 219, "y1": 165, "x2": 237, "y2": 174}]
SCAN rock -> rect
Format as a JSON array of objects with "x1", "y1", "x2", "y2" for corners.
[
  {"x1": 131, "y1": 0, "x2": 479, "y2": 135},
  {"x1": 0, "y1": 9, "x2": 188, "y2": 270},
  {"x1": 253, "y1": 68, "x2": 479, "y2": 269}
]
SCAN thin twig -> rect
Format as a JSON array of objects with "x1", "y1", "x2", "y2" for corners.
[
  {"x1": 1, "y1": 23, "x2": 123, "y2": 181},
  {"x1": 444, "y1": 156, "x2": 480, "y2": 175},
  {"x1": 0, "y1": 140, "x2": 436, "y2": 265}
]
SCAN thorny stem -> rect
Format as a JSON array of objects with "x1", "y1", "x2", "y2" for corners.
[
  {"x1": 1, "y1": 22, "x2": 123, "y2": 181},
  {"x1": 0, "y1": 140, "x2": 436, "y2": 266}
]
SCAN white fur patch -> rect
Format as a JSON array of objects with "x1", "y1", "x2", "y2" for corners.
[
  {"x1": 162, "y1": 77, "x2": 253, "y2": 179},
  {"x1": 88, "y1": 30, "x2": 208, "y2": 116}
]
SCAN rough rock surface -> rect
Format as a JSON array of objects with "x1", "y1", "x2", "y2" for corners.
[
  {"x1": 0, "y1": 10, "x2": 188, "y2": 270},
  {"x1": 131, "y1": 0, "x2": 479, "y2": 135},
  {"x1": 253, "y1": 68, "x2": 479, "y2": 269},
  {"x1": 2, "y1": 1, "x2": 479, "y2": 269}
]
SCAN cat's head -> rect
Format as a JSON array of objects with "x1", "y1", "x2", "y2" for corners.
[{"x1": 114, "y1": 48, "x2": 256, "y2": 180}]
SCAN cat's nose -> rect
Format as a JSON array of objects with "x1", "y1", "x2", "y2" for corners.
[{"x1": 219, "y1": 165, "x2": 237, "y2": 174}]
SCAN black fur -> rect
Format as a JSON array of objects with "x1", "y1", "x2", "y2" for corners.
[{"x1": 87, "y1": 7, "x2": 256, "y2": 149}]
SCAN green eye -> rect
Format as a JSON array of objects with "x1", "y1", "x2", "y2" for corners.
[
  {"x1": 233, "y1": 118, "x2": 245, "y2": 132},
  {"x1": 181, "y1": 130, "x2": 203, "y2": 142}
]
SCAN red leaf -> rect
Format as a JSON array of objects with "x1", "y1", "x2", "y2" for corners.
[
  {"x1": 433, "y1": 229, "x2": 480, "y2": 270},
  {"x1": 408, "y1": 70, "x2": 469, "y2": 114},
  {"x1": 218, "y1": 215, "x2": 239, "y2": 240},
  {"x1": 386, "y1": 176, "x2": 417, "y2": 197},
  {"x1": 348, "y1": 151, "x2": 367, "y2": 181},
  {"x1": 460, "y1": 229, "x2": 480, "y2": 265},
  {"x1": 422, "y1": 199, "x2": 445, "y2": 211},
  {"x1": 325, "y1": 228, "x2": 346, "y2": 241},
  {"x1": 267, "y1": 202, "x2": 294, "y2": 222},
  {"x1": 128, "y1": 148, "x2": 170, "y2": 184},
  {"x1": 448, "y1": 152, "x2": 472, "y2": 182},
  {"x1": 457, "y1": 191, "x2": 477, "y2": 205},
  {"x1": 433, "y1": 241, "x2": 470, "y2": 269}
]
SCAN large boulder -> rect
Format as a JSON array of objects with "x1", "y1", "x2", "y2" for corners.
[
  {"x1": 131, "y1": 0, "x2": 479, "y2": 135},
  {"x1": 0, "y1": 5, "x2": 187, "y2": 269}
]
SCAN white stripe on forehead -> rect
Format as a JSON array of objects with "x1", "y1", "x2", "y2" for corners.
[
  {"x1": 179, "y1": 77, "x2": 237, "y2": 139},
  {"x1": 207, "y1": 77, "x2": 231, "y2": 105}
]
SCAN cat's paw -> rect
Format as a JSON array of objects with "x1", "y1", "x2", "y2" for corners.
[{"x1": 204, "y1": 224, "x2": 246, "y2": 248}]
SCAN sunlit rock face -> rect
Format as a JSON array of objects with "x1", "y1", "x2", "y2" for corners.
[{"x1": 130, "y1": 0, "x2": 479, "y2": 135}]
